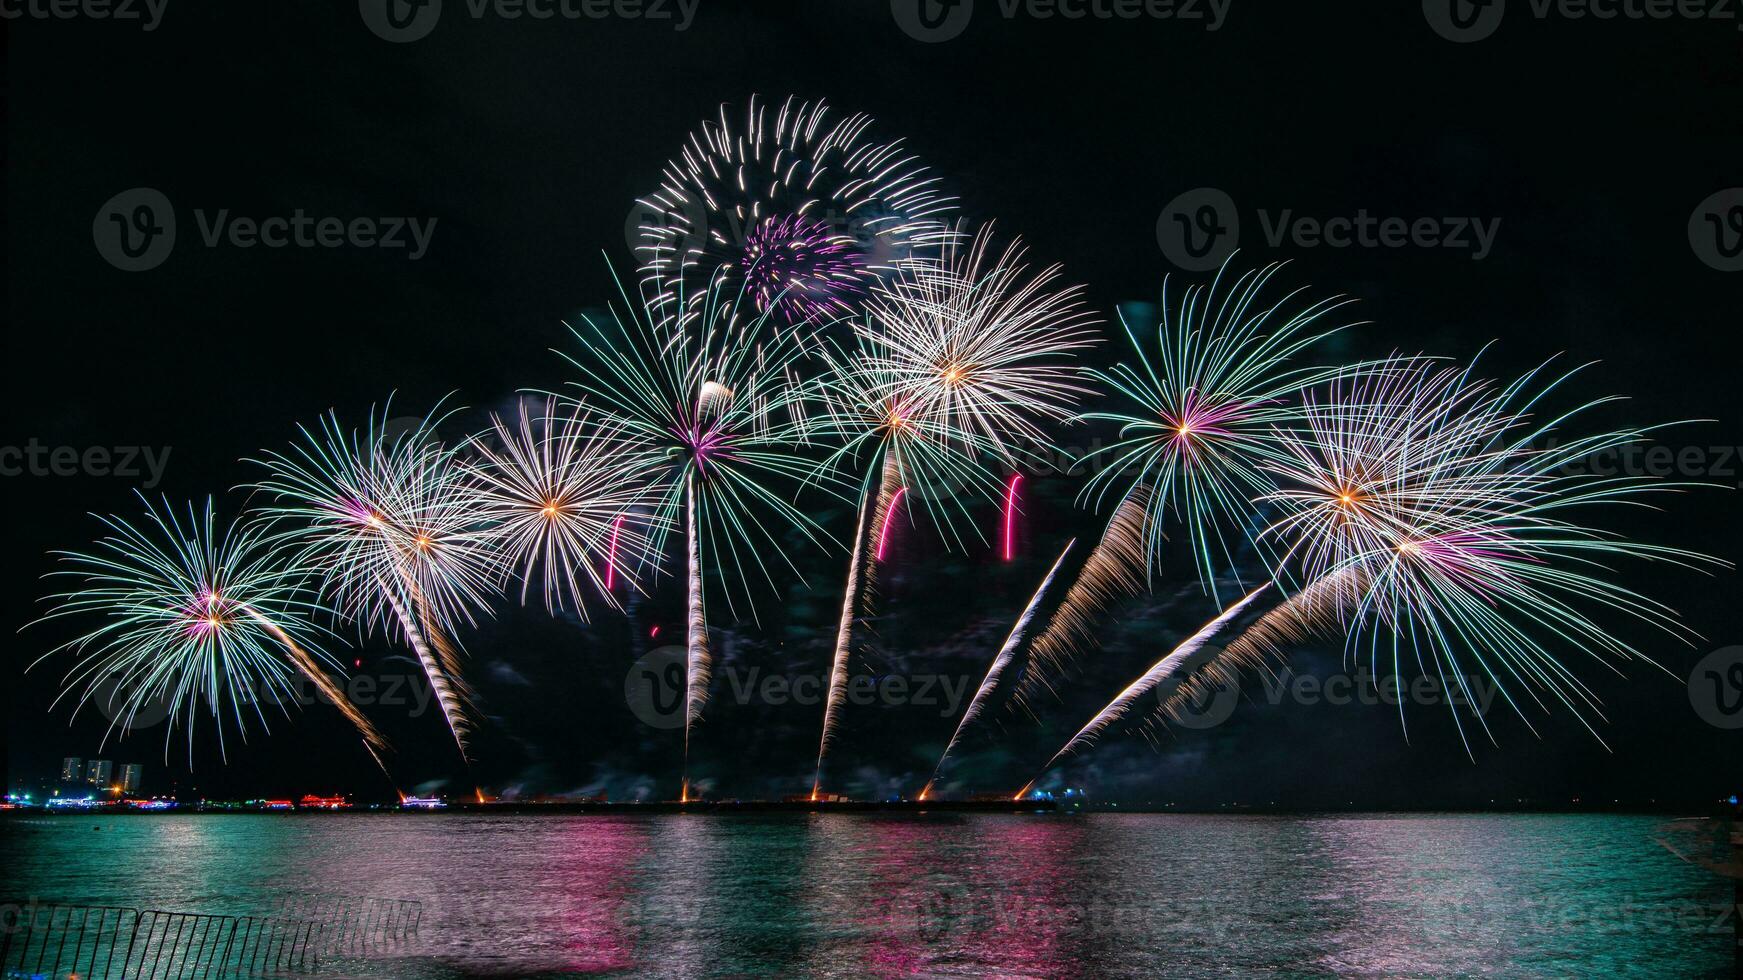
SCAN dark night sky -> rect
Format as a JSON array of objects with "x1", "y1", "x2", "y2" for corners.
[{"x1": 4, "y1": 1, "x2": 1740, "y2": 807}]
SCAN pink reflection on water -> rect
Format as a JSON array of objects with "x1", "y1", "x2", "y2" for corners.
[
  {"x1": 554, "y1": 818, "x2": 649, "y2": 973},
  {"x1": 831, "y1": 817, "x2": 1087, "y2": 977}
]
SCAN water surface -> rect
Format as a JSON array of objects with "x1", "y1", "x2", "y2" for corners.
[{"x1": 0, "y1": 813, "x2": 1730, "y2": 977}]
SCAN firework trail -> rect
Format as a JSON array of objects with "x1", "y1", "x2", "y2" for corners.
[
  {"x1": 802, "y1": 223, "x2": 1094, "y2": 795},
  {"x1": 29, "y1": 495, "x2": 388, "y2": 766},
  {"x1": 1150, "y1": 565, "x2": 1367, "y2": 728},
  {"x1": 250, "y1": 402, "x2": 503, "y2": 762},
  {"x1": 876, "y1": 487, "x2": 908, "y2": 560},
  {"x1": 462, "y1": 395, "x2": 665, "y2": 617},
  {"x1": 800, "y1": 332, "x2": 1005, "y2": 794},
  {"x1": 811, "y1": 455, "x2": 901, "y2": 799},
  {"x1": 1016, "y1": 585, "x2": 1271, "y2": 798},
  {"x1": 635, "y1": 95, "x2": 956, "y2": 323},
  {"x1": 562, "y1": 270, "x2": 832, "y2": 799},
  {"x1": 1261, "y1": 354, "x2": 1721, "y2": 751},
  {"x1": 1079, "y1": 259, "x2": 1359, "y2": 600},
  {"x1": 921, "y1": 538, "x2": 1076, "y2": 801},
  {"x1": 1013, "y1": 487, "x2": 1153, "y2": 711}
]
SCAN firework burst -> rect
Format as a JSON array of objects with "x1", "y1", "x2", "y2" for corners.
[
  {"x1": 800, "y1": 229, "x2": 1094, "y2": 795},
  {"x1": 462, "y1": 396, "x2": 666, "y2": 617},
  {"x1": 561, "y1": 272, "x2": 834, "y2": 799},
  {"x1": 799, "y1": 333, "x2": 994, "y2": 796},
  {"x1": 864, "y1": 224, "x2": 1100, "y2": 464},
  {"x1": 636, "y1": 95, "x2": 956, "y2": 323},
  {"x1": 1079, "y1": 260, "x2": 1359, "y2": 599},
  {"x1": 250, "y1": 402, "x2": 504, "y2": 762},
  {"x1": 1260, "y1": 355, "x2": 1721, "y2": 749},
  {"x1": 30, "y1": 495, "x2": 387, "y2": 765}
]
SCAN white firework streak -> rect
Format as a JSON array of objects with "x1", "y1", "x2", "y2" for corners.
[
  {"x1": 563, "y1": 269, "x2": 838, "y2": 797},
  {"x1": 1013, "y1": 487, "x2": 1152, "y2": 711},
  {"x1": 810, "y1": 455, "x2": 900, "y2": 799},
  {"x1": 1018, "y1": 585, "x2": 1272, "y2": 797},
  {"x1": 921, "y1": 538, "x2": 1076, "y2": 801}
]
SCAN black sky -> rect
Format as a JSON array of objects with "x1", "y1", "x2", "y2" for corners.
[{"x1": 4, "y1": 0, "x2": 1741, "y2": 806}]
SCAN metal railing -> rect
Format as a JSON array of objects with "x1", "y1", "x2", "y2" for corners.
[{"x1": 1, "y1": 894, "x2": 421, "y2": 979}]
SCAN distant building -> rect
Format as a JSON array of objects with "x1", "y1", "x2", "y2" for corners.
[
  {"x1": 85, "y1": 759, "x2": 114, "y2": 788},
  {"x1": 120, "y1": 764, "x2": 143, "y2": 795},
  {"x1": 60, "y1": 757, "x2": 82, "y2": 783}
]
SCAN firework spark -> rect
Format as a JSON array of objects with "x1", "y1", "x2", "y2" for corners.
[
  {"x1": 635, "y1": 95, "x2": 956, "y2": 323},
  {"x1": 31, "y1": 496, "x2": 387, "y2": 765}
]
